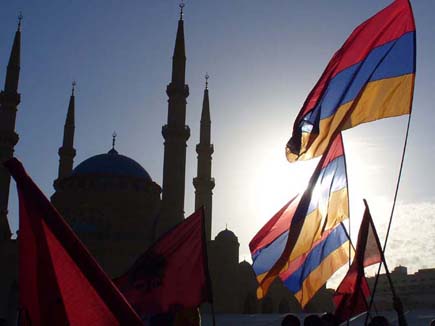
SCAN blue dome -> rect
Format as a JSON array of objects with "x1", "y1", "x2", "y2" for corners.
[{"x1": 72, "y1": 149, "x2": 151, "y2": 181}]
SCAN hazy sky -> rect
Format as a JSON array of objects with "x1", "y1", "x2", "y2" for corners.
[{"x1": 1, "y1": 1, "x2": 435, "y2": 286}]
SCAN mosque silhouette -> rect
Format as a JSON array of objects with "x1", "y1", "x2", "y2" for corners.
[{"x1": 0, "y1": 8, "x2": 332, "y2": 324}]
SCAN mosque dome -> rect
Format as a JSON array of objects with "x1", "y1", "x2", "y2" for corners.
[
  {"x1": 71, "y1": 148, "x2": 152, "y2": 181},
  {"x1": 215, "y1": 228, "x2": 238, "y2": 242}
]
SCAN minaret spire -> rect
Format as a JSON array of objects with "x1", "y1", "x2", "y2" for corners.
[
  {"x1": 56, "y1": 82, "x2": 76, "y2": 183},
  {"x1": 4, "y1": 14, "x2": 21, "y2": 94},
  {"x1": 0, "y1": 18, "x2": 22, "y2": 240},
  {"x1": 171, "y1": 2, "x2": 187, "y2": 88},
  {"x1": 193, "y1": 74, "x2": 215, "y2": 241},
  {"x1": 17, "y1": 12, "x2": 23, "y2": 31},
  {"x1": 158, "y1": 4, "x2": 190, "y2": 236},
  {"x1": 179, "y1": 1, "x2": 185, "y2": 20}
]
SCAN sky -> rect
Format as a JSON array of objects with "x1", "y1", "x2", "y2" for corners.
[{"x1": 1, "y1": 0, "x2": 435, "y2": 287}]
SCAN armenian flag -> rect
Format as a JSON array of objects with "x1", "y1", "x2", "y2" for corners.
[
  {"x1": 280, "y1": 223, "x2": 350, "y2": 308},
  {"x1": 286, "y1": 0, "x2": 416, "y2": 162},
  {"x1": 251, "y1": 134, "x2": 349, "y2": 299}
]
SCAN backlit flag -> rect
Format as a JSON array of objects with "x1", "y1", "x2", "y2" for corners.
[
  {"x1": 333, "y1": 202, "x2": 383, "y2": 323},
  {"x1": 4, "y1": 158, "x2": 142, "y2": 326},
  {"x1": 286, "y1": 0, "x2": 416, "y2": 162},
  {"x1": 115, "y1": 208, "x2": 212, "y2": 318},
  {"x1": 251, "y1": 134, "x2": 349, "y2": 298},
  {"x1": 280, "y1": 223, "x2": 350, "y2": 308}
]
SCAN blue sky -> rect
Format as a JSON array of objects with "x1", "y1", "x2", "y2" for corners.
[{"x1": 1, "y1": 1, "x2": 435, "y2": 285}]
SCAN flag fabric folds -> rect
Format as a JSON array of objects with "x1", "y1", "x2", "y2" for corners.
[
  {"x1": 4, "y1": 158, "x2": 142, "y2": 326},
  {"x1": 280, "y1": 223, "x2": 350, "y2": 308},
  {"x1": 286, "y1": 0, "x2": 416, "y2": 162},
  {"x1": 115, "y1": 208, "x2": 212, "y2": 318},
  {"x1": 251, "y1": 134, "x2": 349, "y2": 300},
  {"x1": 333, "y1": 202, "x2": 383, "y2": 323}
]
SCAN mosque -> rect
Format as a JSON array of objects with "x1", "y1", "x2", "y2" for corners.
[{"x1": 0, "y1": 7, "x2": 332, "y2": 325}]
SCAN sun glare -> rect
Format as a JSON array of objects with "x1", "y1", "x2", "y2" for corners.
[{"x1": 252, "y1": 145, "x2": 318, "y2": 224}]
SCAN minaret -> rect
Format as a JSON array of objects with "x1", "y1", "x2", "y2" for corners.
[
  {"x1": 55, "y1": 82, "x2": 76, "y2": 183},
  {"x1": 158, "y1": 3, "x2": 190, "y2": 236},
  {"x1": 193, "y1": 74, "x2": 215, "y2": 241},
  {"x1": 0, "y1": 15, "x2": 22, "y2": 240}
]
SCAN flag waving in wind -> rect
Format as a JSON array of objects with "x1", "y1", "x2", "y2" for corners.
[
  {"x1": 115, "y1": 208, "x2": 212, "y2": 318},
  {"x1": 286, "y1": 0, "x2": 416, "y2": 162},
  {"x1": 251, "y1": 133, "x2": 349, "y2": 299},
  {"x1": 333, "y1": 201, "x2": 383, "y2": 323},
  {"x1": 4, "y1": 158, "x2": 142, "y2": 326}
]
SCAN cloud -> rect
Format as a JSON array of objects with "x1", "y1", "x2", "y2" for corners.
[{"x1": 329, "y1": 199, "x2": 435, "y2": 288}]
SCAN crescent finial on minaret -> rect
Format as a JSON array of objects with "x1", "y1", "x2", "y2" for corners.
[
  {"x1": 179, "y1": 1, "x2": 185, "y2": 20},
  {"x1": 72, "y1": 81, "x2": 76, "y2": 96},
  {"x1": 17, "y1": 12, "x2": 23, "y2": 31},
  {"x1": 112, "y1": 131, "x2": 117, "y2": 150},
  {"x1": 205, "y1": 73, "x2": 209, "y2": 90}
]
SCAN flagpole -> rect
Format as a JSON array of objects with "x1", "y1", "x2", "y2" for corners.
[
  {"x1": 200, "y1": 206, "x2": 217, "y2": 326},
  {"x1": 363, "y1": 199, "x2": 399, "y2": 326},
  {"x1": 365, "y1": 200, "x2": 397, "y2": 298},
  {"x1": 365, "y1": 111, "x2": 413, "y2": 325},
  {"x1": 16, "y1": 308, "x2": 21, "y2": 326},
  {"x1": 368, "y1": 0, "x2": 417, "y2": 312},
  {"x1": 341, "y1": 135, "x2": 352, "y2": 326},
  {"x1": 210, "y1": 301, "x2": 217, "y2": 326}
]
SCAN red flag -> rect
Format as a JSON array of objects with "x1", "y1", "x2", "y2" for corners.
[
  {"x1": 333, "y1": 202, "x2": 382, "y2": 323},
  {"x1": 115, "y1": 208, "x2": 212, "y2": 317},
  {"x1": 4, "y1": 158, "x2": 142, "y2": 326}
]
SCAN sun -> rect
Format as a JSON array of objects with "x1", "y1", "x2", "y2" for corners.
[{"x1": 252, "y1": 145, "x2": 318, "y2": 224}]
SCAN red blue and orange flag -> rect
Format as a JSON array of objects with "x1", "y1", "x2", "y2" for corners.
[
  {"x1": 250, "y1": 134, "x2": 350, "y2": 303},
  {"x1": 286, "y1": 0, "x2": 416, "y2": 162}
]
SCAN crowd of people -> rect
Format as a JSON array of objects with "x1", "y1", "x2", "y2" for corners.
[
  {"x1": 281, "y1": 313, "x2": 394, "y2": 326},
  {"x1": 280, "y1": 297, "x2": 435, "y2": 326},
  {"x1": 282, "y1": 313, "x2": 435, "y2": 326}
]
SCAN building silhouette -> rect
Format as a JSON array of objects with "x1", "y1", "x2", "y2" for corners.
[
  {"x1": 367, "y1": 266, "x2": 435, "y2": 310},
  {"x1": 0, "y1": 8, "x2": 333, "y2": 324}
]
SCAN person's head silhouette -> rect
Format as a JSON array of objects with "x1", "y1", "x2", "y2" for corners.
[
  {"x1": 304, "y1": 314, "x2": 322, "y2": 326},
  {"x1": 320, "y1": 312, "x2": 338, "y2": 326},
  {"x1": 368, "y1": 316, "x2": 390, "y2": 326},
  {"x1": 281, "y1": 314, "x2": 300, "y2": 326}
]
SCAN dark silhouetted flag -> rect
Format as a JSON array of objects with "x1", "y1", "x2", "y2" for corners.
[
  {"x1": 4, "y1": 158, "x2": 142, "y2": 326},
  {"x1": 115, "y1": 208, "x2": 212, "y2": 317},
  {"x1": 333, "y1": 204, "x2": 383, "y2": 323},
  {"x1": 252, "y1": 134, "x2": 349, "y2": 299},
  {"x1": 286, "y1": 0, "x2": 416, "y2": 162}
]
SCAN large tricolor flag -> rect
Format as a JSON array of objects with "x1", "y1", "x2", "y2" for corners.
[
  {"x1": 286, "y1": 0, "x2": 416, "y2": 162},
  {"x1": 251, "y1": 134, "x2": 350, "y2": 301},
  {"x1": 280, "y1": 223, "x2": 350, "y2": 308},
  {"x1": 4, "y1": 158, "x2": 142, "y2": 326}
]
